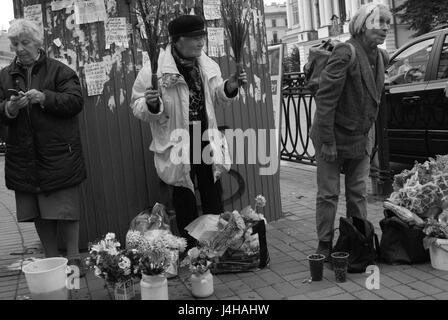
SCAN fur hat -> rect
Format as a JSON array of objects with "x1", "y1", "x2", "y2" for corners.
[{"x1": 168, "y1": 15, "x2": 207, "y2": 38}]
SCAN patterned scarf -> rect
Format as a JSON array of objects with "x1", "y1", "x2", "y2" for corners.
[{"x1": 172, "y1": 45, "x2": 206, "y2": 123}]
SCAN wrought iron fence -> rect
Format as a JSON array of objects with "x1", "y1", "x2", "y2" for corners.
[
  {"x1": 279, "y1": 72, "x2": 393, "y2": 195},
  {"x1": 280, "y1": 72, "x2": 317, "y2": 165}
]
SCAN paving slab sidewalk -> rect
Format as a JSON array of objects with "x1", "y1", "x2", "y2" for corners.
[{"x1": 1, "y1": 158, "x2": 447, "y2": 300}]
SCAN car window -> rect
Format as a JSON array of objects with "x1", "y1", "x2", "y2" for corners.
[
  {"x1": 437, "y1": 35, "x2": 448, "y2": 79},
  {"x1": 386, "y1": 38, "x2": 435, "y2": 85}
]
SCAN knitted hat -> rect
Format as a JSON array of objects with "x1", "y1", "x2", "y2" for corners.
[{"x1": 168, "y1": 15, "x2": 207, "y2": 38}]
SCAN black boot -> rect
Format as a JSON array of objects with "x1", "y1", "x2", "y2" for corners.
[{"x1": 316, "y1": 241, "x2": 332, "y2": 262}]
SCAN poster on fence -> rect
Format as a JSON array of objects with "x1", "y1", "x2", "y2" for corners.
[
  {"x1": 207, "y1": 27, "x2": 225, "y2": 57},
  {"x1": 268, "y1": 44, "x2": 283, "y2": 157},
  {"x1": 24, "y1": 4, "x2": 44, "y2": 35},
  {"x1": 203, "y1": 0, "x2": 221, "y2": 20},
  {"x1": 74, "y1": 0, "x2": 107, "y2": 25},
  {"x1": 51, "y1": 0, "x2": 74, "y2": 11},
  {"x1": 84, "y1": 61, "x2": 108, "y2": 96},
  {"x1": 105, "y1": 18, "x2": 129, "y2": 49}
]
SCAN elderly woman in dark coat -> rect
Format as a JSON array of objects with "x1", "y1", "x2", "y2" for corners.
[
  {"x1": 0, "y1": 19, "x2": 86, "y2": 270},
  {"x1": 310, "y1": 4, "x2": 392, "y2": 260}
]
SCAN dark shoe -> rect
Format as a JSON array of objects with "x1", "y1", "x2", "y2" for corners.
[
  {"x1": 316, "y1": 241, "x2": 332, "y2": 262},
  {"x1": 68, "y1": 258, "x2": 87, "y2": 278}
]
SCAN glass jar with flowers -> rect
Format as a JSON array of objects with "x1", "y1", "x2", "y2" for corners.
[
  {"x1": 126, "y1": 229, "x2": 186, "y2": 300},
  {"x1": 181, "y1": 243, "x2": 217, "y2": 298},
  {"x1": 85, "y1": 233, "x2": 137, "y2": 300}
]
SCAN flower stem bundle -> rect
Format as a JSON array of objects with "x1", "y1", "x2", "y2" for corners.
[
  {"x1": 135, "y1": 0, "x2": 168, "y2": 89},
  {"x1": 220, "y1": 0, "x2": 253, "y2": 66}
]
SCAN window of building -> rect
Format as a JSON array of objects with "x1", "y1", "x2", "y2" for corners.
[
  {"x1": 338, "y1": 0, "x2": 347, "y2": 22},
  {"x1": 272, "y1": 19, "x2": 277, "y2": 27},
  {"x1": 289, "y1": 0, "x2": 299, "y2": 25},
  {"x1": 285, "y1": 18, "x2": 288, "y2": 26},
  {"x1": 313, "y1": 0, "x2": 320, "y2": 29},
  {"x1": 273, "y1": 32, "x2": 278, "y2": 44}
]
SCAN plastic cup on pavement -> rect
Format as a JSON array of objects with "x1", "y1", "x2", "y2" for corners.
[
  {"x1": 331, "y1": 252, "x2": 349, "y2": 283},
  {"x1": 307, "y1": 254, "x2": 325, "y2": 281}
]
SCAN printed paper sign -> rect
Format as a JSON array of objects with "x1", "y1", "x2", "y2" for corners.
[
  {"x1": 207, "y1": 27, "x2": 225, "y2": 57},
  {"x1": 84, "y1": 61, "x2": 108, "y2": 96},
  {"x1": 203, "y1": 0, "x2": 221, "y2": 20},
  {"x1": 24, "y1": 5, "x2": 44, "y2": 34},
  {"x1": 51, "y1": 0, "x2": 74, "y2": 11},
  {"x1": 74, "y1": 0, "x2": 107, "y2": 25},
  {"x1": 53, "y1": 38, "x2": 63, "y2": 47},
  {"x1": 105, "y1": 17, "x2": 128, "y2": 49}
]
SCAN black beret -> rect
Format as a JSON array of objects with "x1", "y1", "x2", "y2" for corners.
[{"x1": 168, "y1": 15, "x2": 207, "y2": 38}]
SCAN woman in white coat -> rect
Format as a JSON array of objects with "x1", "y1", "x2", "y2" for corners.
[{"x1": 131, "y1": 15, "x2": 247, "y2": 248}]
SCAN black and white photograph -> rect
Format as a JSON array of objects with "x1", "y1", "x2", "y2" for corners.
[{"x1": 0, "y1": 0, "x2": 447, "y2": 312}]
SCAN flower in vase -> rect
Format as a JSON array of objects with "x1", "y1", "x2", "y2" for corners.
[
  {"x1": 138, "y1": 248, "x2": 171, "y2": 276},
  {"x1": 105, "y1": 232, "x2": 116, "y2": 241},
  {"x1": 181, "y1": 243, "x2": 217, "y2": 276},
  {"x1": 126, "y1": 229, "x2": 186, "y2": 277},
  {"x1": 94, "y1": 266, "x2": 102, "y2": 277},
  {"x1": 86, "y1": 233, "x2": 139, "y2": 286},
  {"x1": 118, "y1": 256, "x2": 131, "y2": 270}
]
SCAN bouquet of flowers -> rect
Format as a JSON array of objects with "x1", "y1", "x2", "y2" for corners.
[
  {"x1": 180, "y1": 242, "x2": 218, "y2": 276},
  {"x1": 388, "y1": 155, "x2": 448, "y2": 218},
  {"x1": 126, "y1": 229, "x2": 187, "y2": 276},
  {"x1": 85, "y1": 233, "x2": 139, "y2": 286}
]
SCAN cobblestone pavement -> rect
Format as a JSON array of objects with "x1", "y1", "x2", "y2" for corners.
[{"x1": 1, "y1": 158, "x2": 447, "y2": 300}]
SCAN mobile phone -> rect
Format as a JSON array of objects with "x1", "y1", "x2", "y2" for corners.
[{"x1": 7, "y1": 89, "x2": 21, "y2": 96}]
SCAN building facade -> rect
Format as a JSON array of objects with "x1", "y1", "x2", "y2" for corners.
[
  {"x1": 265, "y1": 2, "x2": 288, "y2": 45},
  {"x1": 0, "y1": 31, "x2": 14, "y2": 69},
  {"x1": 283, "y1": 0, "x2": 413, "y2": 70}
]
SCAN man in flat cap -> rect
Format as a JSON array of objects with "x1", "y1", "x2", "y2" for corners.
[{"x1": 131, "y1": 15, "x2": 247, "y2": 248}]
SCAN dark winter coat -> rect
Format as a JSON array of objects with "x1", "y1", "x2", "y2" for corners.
[
  {"x1": 0, "y1": 51, "x2": 86, "y2": 194},
  {"x1": 310, "y1": 37, "x2": 389, "y2": 159}
]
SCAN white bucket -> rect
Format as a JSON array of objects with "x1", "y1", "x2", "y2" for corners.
[
  {"x1": 22, "y1": 257, "x2": 69, "y2": 300},
  {"x1": 429, "y1": 239, "x2": 448, "y2": 271}
]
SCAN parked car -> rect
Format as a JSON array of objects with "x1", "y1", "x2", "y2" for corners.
[{"x1": 385, "y1": 26, "x2": 448, "y2": 164}]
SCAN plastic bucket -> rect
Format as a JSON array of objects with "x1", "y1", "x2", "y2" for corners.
[
  {"x1": 429, "y1": 239, "x2": 448, "y2": 271},
  {"x1": 22, "y1": 257, "x2": 68, "y2": 300}
]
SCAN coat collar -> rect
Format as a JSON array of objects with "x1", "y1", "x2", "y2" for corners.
[
  {"x1": 348, "y1": 38, "x2": 385, "y2": 103},
  {"x1": 158, "y1": 44, "x2": 220, "y2": 80},
  {"x1": 9, "y1": 49, "x2": 47, "y2": 76}
]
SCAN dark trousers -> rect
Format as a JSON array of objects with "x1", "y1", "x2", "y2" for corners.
[{"x1": 173, "y1": 127, "x2": 223, "y2": 248}]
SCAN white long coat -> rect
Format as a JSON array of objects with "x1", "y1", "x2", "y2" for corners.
[{"x1": 131, "y1": 45, "x2": 236, "y2": 192}]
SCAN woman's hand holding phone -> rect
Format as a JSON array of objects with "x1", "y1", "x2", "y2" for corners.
[{"x1": 6, "y1": 89, "x2": 29, "y2": 117}]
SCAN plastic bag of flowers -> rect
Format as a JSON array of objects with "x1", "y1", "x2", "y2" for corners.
[
  {"x1": 85, "y1": 233, "x2": 139, "y2": 299},
  {"x1": 186, "y1": 195, "x2": 270, "y2": 274},
  {"x1": 128, "y1": 203, "x2": 172, "y2": 234}
]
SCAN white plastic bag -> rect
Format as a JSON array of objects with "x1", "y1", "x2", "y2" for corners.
[{"x1": 185, "y1": 215, "x2": 220, "y2": 242}]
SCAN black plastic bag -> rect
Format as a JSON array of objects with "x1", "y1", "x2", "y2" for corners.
[
  {"x1": 333, "y1": 216, "x2": 379, "y2": 273},
  {"x1": 379, "y1": 210, "x2": 430, "y2": 264}
]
